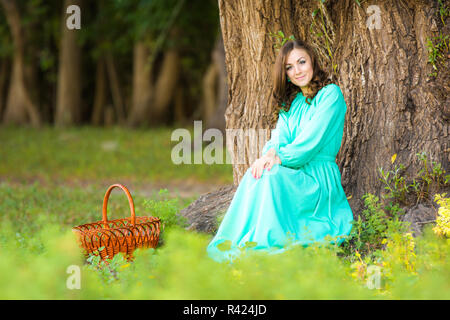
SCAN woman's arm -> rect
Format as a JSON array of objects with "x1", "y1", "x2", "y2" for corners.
[
  {"x1": 276, "y1": 84, "x2": 347, "y2": 169},
  {"x1": 250, "y1": 109, "x2": 288, "y2": 179},
  {"x1": 261, "y1": 110, "x2": 290, "y2": 157}
]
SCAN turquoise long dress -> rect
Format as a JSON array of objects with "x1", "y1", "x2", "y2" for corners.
[{"x1": 207, "y1": 83, "x2": 354, "y2": 263}]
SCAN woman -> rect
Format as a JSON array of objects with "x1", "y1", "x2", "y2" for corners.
[{"x1": 207, "y1": 39, "x2": 353, "y2": 263}]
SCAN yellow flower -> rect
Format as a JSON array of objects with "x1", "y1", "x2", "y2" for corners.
[
  {"x1": 433, "y1": 194, "x2": 450, "y2": 238},
  {"x1": 391, "y1": 153, "x2": 397, "y2": 164}
]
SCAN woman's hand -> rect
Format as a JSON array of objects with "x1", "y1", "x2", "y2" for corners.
[
  {"x1": 250, "y1": 150, "x2": 281, "y2": 179},
  {"x1": 265, "y1": 154, "x2": 282, "y2": 173}
]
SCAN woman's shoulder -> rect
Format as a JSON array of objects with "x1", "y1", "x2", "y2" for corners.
[
  {"x1": 318, "y1": 83, "x2": 342, "y2": 95},
  {"x1": 315, "y1": 83, "x2": 344, "y2": 102}
]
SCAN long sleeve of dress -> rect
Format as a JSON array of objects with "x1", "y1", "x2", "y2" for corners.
[
  {"x1": 261, "y1": 110, "x2": 290, "y2": 157},
  {"x1": 277, "y1": 84, "x2": 346, "y2": 169}
]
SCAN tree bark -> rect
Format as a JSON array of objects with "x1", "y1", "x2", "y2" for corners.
[
  {"x1": 216, "y1": 0, "x2": 449, "y2": 214},
  {"x1": 1, "y1": 0, "x2": 41, "y2": 127},
  {"x1": 178, "y1": 185, "x2": 237, "y2": 234},
  {"x1": 331, "y1": 0, "x2": 449, "y2": 212},
  {"x1": 105, "y1": 51, "x2": 126, "y2": 124},
  {"x1": 219, "y1": 0, "x2": 297, "y2": 185},
  {"x1": 55, "y1": 0, "x2": 82, "y2": 126},
  {"x1": 152, "y1": 47, "x2": 180, "y2": 124},
  {"x1": 91, "y1": 57, "x2": 107, "y2": 125},
  {"x1": 128, "y1": 41, "x2": 154, "y2": 127}
]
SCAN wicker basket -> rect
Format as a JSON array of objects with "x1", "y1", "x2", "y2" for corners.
[{"x1": 72, "y1": 184, "x2": 161, "y2": 261}]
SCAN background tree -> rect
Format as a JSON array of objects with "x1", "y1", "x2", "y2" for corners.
[
  {"x1": 0, "y1": 7, "x2": 12, "y2": 120},
  {"x1": 201, "y1": 31, "x2": 228, "y2": 135},
  {"x1": 0, "y1": 0, "x2": 220, "y2": 126},
  {"x1": 0, "y1": 0, "x2": 42, "y2": 126},
  {"x1": 55, "y1": 0, "x2": 82, "y2": 126}
]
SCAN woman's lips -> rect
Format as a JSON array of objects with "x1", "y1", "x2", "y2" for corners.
[{"x1": 295, "y1": 75, "x2": 305, "y2": 80}]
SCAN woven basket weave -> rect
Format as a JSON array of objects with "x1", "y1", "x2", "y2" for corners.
[{"x1": 72, "y1": 184, "x2": 161, "y2": 261}]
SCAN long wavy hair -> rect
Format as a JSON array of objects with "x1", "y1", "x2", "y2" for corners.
[{"x1": 270, "y1": 39, "x2": 332, "y2": 127}]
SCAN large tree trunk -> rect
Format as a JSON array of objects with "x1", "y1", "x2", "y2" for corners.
[
  {"x1": 55, "y1": 0, "x2": 82, "y2": 126},
  {"x1": 219, "y1": 0, "x2": 297, "y2": 186},
  {"x1": 329, "y1": 0, "x2": 448, "y2": 212},
  {"x1": 180, "y1": 0, "x2": 449, "y2": 234},
  {"x1": 1, "y1": 0, "x2": 41, "y2": 127},
  {"x1": 217, "y1": 0, "x2": 449, "y2": 214}
]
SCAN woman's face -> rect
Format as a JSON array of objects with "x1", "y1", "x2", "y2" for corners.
[{"x1": 285, "y1": 48, "x2": 314, "y2": 90}]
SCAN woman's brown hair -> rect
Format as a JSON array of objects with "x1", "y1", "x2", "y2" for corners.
[{"x1": 270, "y1": 39, "x2": 332, "y2": 127}]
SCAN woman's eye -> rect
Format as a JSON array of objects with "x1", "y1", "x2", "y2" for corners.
[
  {"x1": 298, "y1": 60, "x2": 305, "y2": 64},
  {"x1": 286, "y1": 66, "x2": 291, "y2": 71}
]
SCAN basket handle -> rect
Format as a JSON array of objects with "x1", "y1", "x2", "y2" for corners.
[{"x1": 102, "y1": 184, "x2": 136, "y2": 226}]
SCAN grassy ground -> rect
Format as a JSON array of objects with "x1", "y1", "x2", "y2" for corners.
[
  {"x1": 0, "y1": 126, "x2": 448, "y2": 300},
  {"x1": 0, "y1": 125, "x2": 233, "y2": 188},
  {"x1": 0, "y1": 125, "x2": 231, "y2": 246}
]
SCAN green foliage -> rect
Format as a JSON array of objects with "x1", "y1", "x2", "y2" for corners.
[
  {"x1": 0, "y1": 175, "x2": 448, "y2": 299},
  {"x1": 82, "y1": 0, "x2": 219, "y2": 93},
  {"x1": 416, "y1": 152, "x2": 450, "y2": 191},
  {"x1": 433, "y1": 193, "x2": 450, "y2": 237},
  {"x1": 426, "y1": 31, "x2": 449, "y2": 77},
  {"x1": 268, "y1": 30, "x2": 296, "y2": 51},
  {"x1": 0, "y1": 220, "x2": 448, "y2": 299},
  {"x1": 143, "y1": 188, "x2": 188, "y2": 244},
  {"x1": 379, "y1": 163, "x2": 409, "y2": 204},
  {"x1": 340, "y1": 193, "x2": 409, "y2": 261},
  {"x1": 378, "y1": 152, "x2": 449, "y2": 205},
  {"x1": 86, "y1": 250, "x2": 130, "y2": 284},
  {"x1": 340, "y1": 151, "x2": 449, "y2": 292},
  {"x1": 354, "y1": 0, "x2": 368, "y2": 6},
  {"x1": 309, "y1": 0, "x2": 337, "y2": 75},
  {"x1": 438, "y1": 0, "x2": 450, "y2": 26},
  {"x1": 0, "y1": 0, "x2": 219, "y2": 126},
  {"x1": 344, "y1": 152, "x2": 448, "y2": 264},
  {"x1": 0, "y1": 10, "x2": 12, "y2": 58},
  {"x1": 1, "y1": 0, "x2": 62, "y2": 91}
]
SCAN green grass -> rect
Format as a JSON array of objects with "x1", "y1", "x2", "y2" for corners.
[
  {"x1": 0, "y1": 182, "x2": 193, "y2": 235},
  {"x1": 0, "y1": 181, "x2": 448, "y2": 300},
  {"x1": 0, "y1": 126, "x2": 449, "y2": 300},
  {"x1": 0, "y1": 125, "x2": 233, "y2": 185},
  {"x1": 0, "y1": 218, "x2": 448, "y2": 299}
]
